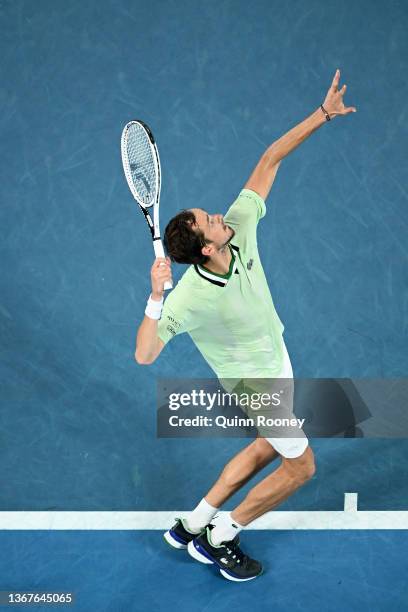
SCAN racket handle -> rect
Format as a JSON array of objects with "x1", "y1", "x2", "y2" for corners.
[
  {"x1": 153, "y1": 240, "x2": 166, "y2": 259},
  {"x1": 154, "y1": 240, "x2": 172, "y2": 290},
  {"x1": 157, "y1": 262, "x2": 172, "y2": 290}
]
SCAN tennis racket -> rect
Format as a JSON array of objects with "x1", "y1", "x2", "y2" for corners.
[{"x1": 121, "y1": 119, "x2": 172, "y2": 290}]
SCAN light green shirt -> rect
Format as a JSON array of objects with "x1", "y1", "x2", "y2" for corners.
[{"x1": 157, "y1": 189, "x2": 285, "y2": 379}]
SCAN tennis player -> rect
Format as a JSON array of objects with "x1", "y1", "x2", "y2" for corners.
[{"x1": 135, "y1": 69, "x2": 356, "y2": 581}]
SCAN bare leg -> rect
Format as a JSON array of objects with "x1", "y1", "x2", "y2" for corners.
[
  {"x1": 231, "y1": 446, "x2": 316, "y2": 525},
  {"x1": 205, "y1": 438, "x2": 280, "y2": 508}
]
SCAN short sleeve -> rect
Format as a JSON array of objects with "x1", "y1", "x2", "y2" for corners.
[
  {"x1": 157, "y1": 286, "x2": 193, "y2": 346},
  {"x1": 224, "y1": 188, "x2": 265, "y2": 224},
  {"x1": 224, "y1": 189, "x2": 266, "y2": 247}
]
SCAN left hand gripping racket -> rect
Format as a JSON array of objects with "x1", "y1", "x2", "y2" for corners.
[{"x1": 121, "y1": 119, "x2": 172, "y2": 290}]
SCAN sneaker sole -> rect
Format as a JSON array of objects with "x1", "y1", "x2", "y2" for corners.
[
  {"x1": 220, "y1": 568, "x2": 263, "y2": 582},
  {"x1": 187, "y1": 540, "x2": 214, "y2": 564},
  {"x1": 188, "y1": 541, "x2": 263, "y2": 581},
  {"x1": 163, "y1": 530, "x2": 187, "y2": 549}
]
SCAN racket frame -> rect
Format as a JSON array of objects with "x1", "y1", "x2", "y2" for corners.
[{"x1": 121, "y1": 119, "x2": 171, "y2": 289}]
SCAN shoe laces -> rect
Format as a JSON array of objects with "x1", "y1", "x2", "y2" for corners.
[{"x1": 223, "y1": 539, "x2": 248, "y2": 565}]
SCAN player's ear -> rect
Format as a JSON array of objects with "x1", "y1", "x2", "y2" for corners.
[{"x1": 201, "y1": 244, "x2": 213, "y2": 257}]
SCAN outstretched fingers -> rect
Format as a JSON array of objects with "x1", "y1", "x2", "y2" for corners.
[
  {"x1": 331, "y1": 68, "x2": 340, "y2": 91},
  {"x1": 338, "y1": 80, "x2": 357, "y2": 114}
]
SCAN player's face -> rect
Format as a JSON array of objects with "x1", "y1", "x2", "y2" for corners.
[{"x1": 190, "y1": 208, "x2": 235, "y2": 249}]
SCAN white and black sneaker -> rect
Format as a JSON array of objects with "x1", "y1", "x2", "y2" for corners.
[
  {"x1": 163, "y1": 517, "x2": 203, "y2": 549},
  {"x1": 187, "y1": 525, "x2": 262, "y2": 582}
]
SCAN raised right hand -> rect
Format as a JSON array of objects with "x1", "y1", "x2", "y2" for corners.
[{"x1": 151, "y1": 257, "x2": 172, "y2": 299}]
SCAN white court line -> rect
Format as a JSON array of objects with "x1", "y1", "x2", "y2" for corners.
[{"x1": 0, "y1": 494, "x2": 407, "y2": 530}]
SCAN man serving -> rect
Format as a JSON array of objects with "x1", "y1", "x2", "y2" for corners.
[{"x1": 135, "y1": 69, "x2": 356, "y2": 582}]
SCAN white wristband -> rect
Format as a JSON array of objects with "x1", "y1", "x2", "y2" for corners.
[{"x1": 145, "y1": 294, "x2": 164, "y2": 320}]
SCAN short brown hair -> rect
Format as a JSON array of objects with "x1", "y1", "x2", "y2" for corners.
[{"x1": 163, "y1": 210, "x2": 210, "y2": 265}]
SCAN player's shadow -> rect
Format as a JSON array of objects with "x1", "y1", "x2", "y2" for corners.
[{"x1": 293, "y1": 378, "x2": 371, "y2": 438}]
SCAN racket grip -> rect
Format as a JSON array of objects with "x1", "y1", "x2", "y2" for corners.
[
  {"x1": 154, "y1": 240, "x2": 166, "y2": 259},
  {"x1": 154, "y1": 240, "x2": 172, "y2": 290}
]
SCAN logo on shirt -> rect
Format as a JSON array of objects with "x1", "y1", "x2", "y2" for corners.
[
  {"x1": 166, "y1": 325, "x2": 176, "y2": 337},
  {"x1": 167, "y1": 316, "x2": 181, "y2": 329},
  {"x1": 247, "y1": 259, "x2": 253, "y2": 270}
]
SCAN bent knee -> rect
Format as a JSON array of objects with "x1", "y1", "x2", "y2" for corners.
[
  {"x1": 285, "y1": 447, "x2": 316, "y2": 484},
  {"x1": 302, "y1": 458, "x2": 316, "y2": 481},
  {"x1": 302, "y1": 447, "x2": 316, "y2": 480}
]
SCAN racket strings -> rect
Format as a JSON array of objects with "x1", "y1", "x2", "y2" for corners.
[{"x1": 126, "y1": 124, "x2": 157, "y2": 205}]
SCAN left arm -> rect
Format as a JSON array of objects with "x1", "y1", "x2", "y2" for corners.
[
  {"x1": 244, "y1": 155, "x2": 282, "y2": 202},
  {"x1": 243, "y1": 106, "x2": 324, "y2": 201},
  {"x1": 244, "y1": 69, "x2": 356, "y2": 201}
]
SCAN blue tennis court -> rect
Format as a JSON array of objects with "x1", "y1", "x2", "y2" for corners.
[{"x1": 1, "y1": 0, "x2": 407, "y2": 610}]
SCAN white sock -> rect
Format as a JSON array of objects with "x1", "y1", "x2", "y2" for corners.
[
  {"x1": 185, "y1": 498, "x2": 219, "y2": 533},
  {"x1": 210, "y1": 512, "x2": 244, "y2": 545}
]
